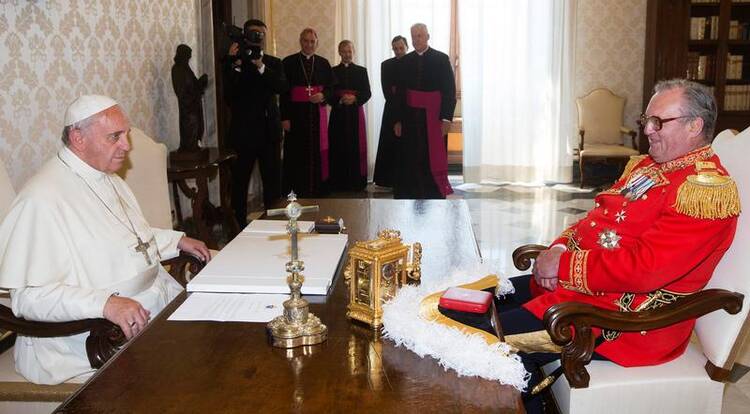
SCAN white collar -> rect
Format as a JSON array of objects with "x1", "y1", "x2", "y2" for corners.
[
  {"x1": 59, "y1": 146, "x2": 108, "y2": 182},
  {"x1": 301, "y1": 52, "x2": 314, "y2": 59},
  {"x1": 416, "y1": 47, "x2": 430, "y2": 56}
]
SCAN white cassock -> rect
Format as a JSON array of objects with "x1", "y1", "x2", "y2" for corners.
[{"x1": 0, "y1": 147, "x2": 184, "y2": 385}]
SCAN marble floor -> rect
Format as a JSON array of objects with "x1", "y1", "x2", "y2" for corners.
[{"x1": 323, "y1": 178, "x2": 750, "y2": 413}]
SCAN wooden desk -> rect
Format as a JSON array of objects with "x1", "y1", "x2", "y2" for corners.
[
  {"x1": 56, "y1": 200, "x2": 523, "y2": 413},
  {"x1": 168, "y1": 148, "x2": 239, "y2": 248}
]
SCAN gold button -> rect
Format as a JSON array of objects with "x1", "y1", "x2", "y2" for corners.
[
  {"x1": 596, "y1": 202, "x2": 601, "y2": 208},
  {"x1": 604, "y1": 209, "x2": 609, "y2": 215},
  {"x1": 622, "y1": 201, "x2": 628, "y2": 206},
  {"x1": 590, "y1": 221, "x2": 596, "y2": 227},
  {"x1": 642, "y1": 194, "x2": 648, "y2": 200},
  {"x1": 640, "y1": 331, "x2": 647, "y2": 336}
]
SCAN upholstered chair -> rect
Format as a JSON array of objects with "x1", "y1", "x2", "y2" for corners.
[
  {"x1": 513, "y1": 127, "x2": 749, "y2": 413},
  {"x1": 577, "y1": 88, "x2": 639, "y2": 188}
]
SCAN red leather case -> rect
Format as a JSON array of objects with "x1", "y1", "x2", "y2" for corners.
[{"x1": 439, "y1": 287, "x2": 493, "y2": 314}]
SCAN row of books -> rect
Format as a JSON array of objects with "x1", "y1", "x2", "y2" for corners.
[
  {"x1": 728, "y1": 20, "x2": 750, "y2": 40},
  {"x1": 690, "y1": 16, "x2": 720, "y2": 39},
  {"x1": 724, "y1": 85, "x2": 750, "y2": 110},
  {"x1": 727, "y1": 53, "x2": 745, "y2": 79},
  {"x1": 687, "y1": 52, "x2": 717, "y2": 80}
]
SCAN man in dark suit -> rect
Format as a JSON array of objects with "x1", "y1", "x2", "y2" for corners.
[
  {"x1": 224, "y1": 19, "x2": 288, "y2": 227},
  {"x1": 393, "y1": 23, "x2": 456, "y2": 199},
  {"x1": 329, "y1": 40, "x2": 371, "y2": 192}
]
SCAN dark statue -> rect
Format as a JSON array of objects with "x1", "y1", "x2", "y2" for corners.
[{"x1": 171, "y1": 44, "x2": 208, "y2": 159}]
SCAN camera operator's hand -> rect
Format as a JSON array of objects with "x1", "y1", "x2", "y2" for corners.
[
  {"x1": 229, "y1": 42, "x2": 239, "y2": 56},
  {"x1": 282, "y1": 120, "x2": 291, "y2": 132},
  {"x1": 309, "y1": 92, "x2": 325, "y2": 104}
]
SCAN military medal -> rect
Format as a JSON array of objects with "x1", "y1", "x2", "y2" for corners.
[
  {"x1": 620, "y1": 172, "x2": 655, "y2": 201},
  {"x1": 597, "y1": 229, "x2": 621, "y2": 250}
]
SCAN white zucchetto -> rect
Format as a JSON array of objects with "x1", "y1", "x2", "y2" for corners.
[{"x1": 64, "y1": 95, "x2": 118, "y2": 126}]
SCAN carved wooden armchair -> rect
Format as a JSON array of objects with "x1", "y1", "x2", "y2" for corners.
[
  {"x1": 577, "y1": 88, "x2": 640, "y2": 188},
  {"x1": 511, "y1": 129, "x2": 749, "y2": 413}
]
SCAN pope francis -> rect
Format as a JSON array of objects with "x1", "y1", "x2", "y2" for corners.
[{"x1": 0, "y1": 95, "x2": 210, "y2": 385}]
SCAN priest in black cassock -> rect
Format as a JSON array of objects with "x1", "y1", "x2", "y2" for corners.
[
  {"x1": 393, "y1": 23, "x2": 456, "y2": 199},
  {"x1": 373, "y1": 35, "x2": 409, "y2": 188},
  {"x1": 329, "y1": 40, "x2": 372, "y2": 192},
  {"x1": 280, "y1": 28, "x2": 334, "y2": 197}
]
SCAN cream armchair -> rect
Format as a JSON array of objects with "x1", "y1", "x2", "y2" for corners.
[
  {"x1": 577, "y1": 88, "x2": 639, "y2": 188},
  {"x1": 513, "y1": 127, "x2": 750, "y2": 413}
]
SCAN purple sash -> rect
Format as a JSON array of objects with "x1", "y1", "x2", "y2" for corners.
[
  {"x1": 336, "y1": 89, "x2": 367, "y2": 176},
  {"x1": 290, "y1": 85, "x2": 329, "y2": 181},
  {"x1": 406, "y1": 89, "x2": 453, "y2": 196}
]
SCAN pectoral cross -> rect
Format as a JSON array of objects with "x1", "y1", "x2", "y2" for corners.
[
  {"x1": 134, "y1": 236, "x2": 153, "y2": 266},
  {"x1": 306, "y1": 85, "x2": 313, "y2": 96}
]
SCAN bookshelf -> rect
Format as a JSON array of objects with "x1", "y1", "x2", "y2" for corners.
[{"x1": 644, "y1": 0, "x2": 750, "y2": 148}]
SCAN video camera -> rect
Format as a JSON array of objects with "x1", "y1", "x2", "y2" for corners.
[{"x1": 225, "y1": 23, "x2": 263, "y2": 61}]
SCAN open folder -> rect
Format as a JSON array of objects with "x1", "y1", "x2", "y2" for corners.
[{"x1": 187, "y1": 230, "x2": 348, "y2": 295}]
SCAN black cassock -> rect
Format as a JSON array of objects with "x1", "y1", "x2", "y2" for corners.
[
  {"x1": 223, "y1": 53, "x2": 288, "y2": 226},
  {"x1": 373, "y1": 57, "x2": 400, "y2": 187},
  {"x1": 280, "y1": 53, "x2": 334, "y2": 197},
  {"x1": 394, "y1": 48, "x2": 456, "y2": 199},
  {"x1": 329, "y1": 63, "x2": 371, "y2": 192}
]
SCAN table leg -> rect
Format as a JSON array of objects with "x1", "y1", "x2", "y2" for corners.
[
  {"x1": 192, "y1": 172, "x2": 218, "y2": 249},
  {"x1": 219, "y1": 162, "x2": 240, "y2": 236}
]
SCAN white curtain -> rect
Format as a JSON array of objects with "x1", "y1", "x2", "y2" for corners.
[
  {"x1": 459, "y1": 0, "x2": 575, "y2": 185},
  {"x1": 335, "y1": 0, "x2": 451, "y2": 180}
]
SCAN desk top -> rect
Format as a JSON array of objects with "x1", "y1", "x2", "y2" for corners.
[{"x1": 56, "y1": 199, "x2": 523, "y2": 413}]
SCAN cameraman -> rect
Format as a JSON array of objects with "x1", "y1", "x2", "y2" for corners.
[{"x1": 224, "y1": 19, "x2": 288, "y2": 227}]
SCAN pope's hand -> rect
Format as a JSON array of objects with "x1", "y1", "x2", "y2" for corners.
[
  {"x1": 178, "y1": 236, "x2": 211, "y2": 262},
  {"x1": 104, "y1": 295, "x2": 150, "y2": 339}
]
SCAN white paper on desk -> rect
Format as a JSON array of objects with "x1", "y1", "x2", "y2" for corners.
[
  {"x1": 188, "y1": 232, "x2": 348, "y2": 295},
  {"x1": 168, "y1": 292, "x2": 287, "y2": 322},
  {"x1": 243, "y1": 219, "x2": 315, "y2": 234}
]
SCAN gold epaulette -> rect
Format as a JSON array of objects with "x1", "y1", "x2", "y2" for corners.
[
  {"x1": 674, "y1": 161, "x2": 741, "y2": 219},
  {"x1": 619, "y1": 155, "x2": 648, "y2": 181}
]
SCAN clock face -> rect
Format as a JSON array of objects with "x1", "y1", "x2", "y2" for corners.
[{"x1": 380, "y1": 261, "x2": 398, "y2": 301}]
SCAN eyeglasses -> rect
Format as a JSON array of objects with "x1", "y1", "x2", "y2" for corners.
[{"x1": 638, "y1": 114, "x2": 692, "y2": 131}]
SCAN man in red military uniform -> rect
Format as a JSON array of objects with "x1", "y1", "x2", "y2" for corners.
[{"x1": 497, "y1": 79, "x2": 740, "y2": 412}]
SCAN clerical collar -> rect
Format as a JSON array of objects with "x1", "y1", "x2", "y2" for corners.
[
  {"x1": 343, "y1": 62, "x2": 350, "y2": 67},
  {"x1": 59, "y1": 146, "x2": 107, "y2": 182},
  {"x1": 416, "y1": 47, "x2": 430, "y2": 56},
  {"x1": 301, "y1": 52, "x2": 314, "y2": 59}
]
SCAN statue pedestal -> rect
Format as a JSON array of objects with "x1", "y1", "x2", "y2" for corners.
[{"x1": 170, "y1": 147, "x2": 209, "y2": 162}]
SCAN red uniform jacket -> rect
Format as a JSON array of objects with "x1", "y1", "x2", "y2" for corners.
[{"x1": 523, "y1": 146, "x2": 739, "y2": 367}]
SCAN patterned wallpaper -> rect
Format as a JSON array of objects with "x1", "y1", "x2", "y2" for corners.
[
  {"x1": 269, "y1": 0, "x2": 337, "y2": 63},
  {"x1": 574, "y1": 0, "x2": 647, "y2": 136},
  {"x1": 0, "y1": 0, "x2": 208, "y2": 189}
]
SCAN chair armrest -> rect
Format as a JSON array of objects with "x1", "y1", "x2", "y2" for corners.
[
  {"x1": 543, "y1": 289, "x2": 744, "y2": 389},
  {"x1": 512, "y1": 244, "x2": 548, "y2": 271},
  {"x1": 620, "y1": 126, "x2": 637, "y2": 150},
  {"x1": 0, "y1": 305, "x2": 125, "y2": 369},
  {"x1": 161, "y1": 251, "x2": 206, "y2": 287}
]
